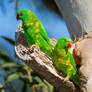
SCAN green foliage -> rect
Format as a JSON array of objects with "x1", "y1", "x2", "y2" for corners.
[
  {"x1": 0, "y1": 37, "x2": 54, "y2": 92},
  {"x1": 1, "y1": 36, "x2": 15, "y2": 45}
]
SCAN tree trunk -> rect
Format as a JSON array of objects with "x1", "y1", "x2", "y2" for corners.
[
  {"x1": 55, "y1": 0, "x2": 92, "y2": 38},
  {"x1": 54, "y1": 0, "x2": 92, "y2": 92},
  {"x1": 15, "y1": 23, "x2": 79, "y2": 92}
]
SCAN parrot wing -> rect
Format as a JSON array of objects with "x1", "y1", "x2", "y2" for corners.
[
  {"x1": 38, "y1": 21, "x2": 51, "y2": 46},
  {"x1": 69, "y1": 52, "x2": 77, "y2": 70},
  {"x1": 23, "y1": 27, "x2": 34, "y2": 47}
]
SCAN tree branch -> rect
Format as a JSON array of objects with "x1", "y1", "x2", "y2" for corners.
[
  {"x1": 73, "y1": 35, "x2": 92, "y2": 92},
  {"x1": 15, "y1": 23, "x2": 92, "y2": 92},
  {"x1": 15, "y1": 23, "x2": 79, "y2": 92}
]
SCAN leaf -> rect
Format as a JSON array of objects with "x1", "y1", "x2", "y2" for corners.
[
  {"x1": 43, "y1": 80, "x2": 54, "y2": 92},
  {"x1": 6, "y1": 73, "x2": 22, "y2": 82},
  {"x1": 0, "y1": 73, "x2": 23, "y2": 88},
  {"x1": 23, "y1": 65, "x2": 32, "y2": 83},
  {"x1": 0, "y1": 50, "x2": 12, "y2": 62},
  {"x1": 1, "y1": 36, "x2": 15, "y2": 45},
  {"x1": 0, "y1": 84, "x2": 4, "y2": 88},
  {"x1": 0, "y1": 88, "x2": 5, "y2": 92},
  {"x1": 2, "y1": 63, "x2": 18, "y2": 68},
  {"x1": 0, "y1": 50, "x2": 8, "y2": 56}
]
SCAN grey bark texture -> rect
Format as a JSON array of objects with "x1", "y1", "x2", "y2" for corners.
[{"x1": 54, "y1": 0, "x2": 92, "y2": 37}]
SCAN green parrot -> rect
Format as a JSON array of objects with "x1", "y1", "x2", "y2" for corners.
[
  {"x1": 52, "y1": 37, "x2": 79, "y2": 85},
  {"x1": 16, "y1": 9, "x2": 52, "y2": 57}
]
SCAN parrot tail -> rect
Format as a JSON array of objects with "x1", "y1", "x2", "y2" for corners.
[{"x1": 71, "y1": 73, "x2": 79, "y2": 85}]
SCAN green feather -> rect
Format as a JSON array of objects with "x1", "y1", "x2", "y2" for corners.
[
  {"x1": 17, "y1": 9, "x2": 52, "y2": 57},
  {"x1": 52, "y1": 37, "x2": 79, "y2": 85}
]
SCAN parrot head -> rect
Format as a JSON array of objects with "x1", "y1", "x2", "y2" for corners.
[
  {"x1": 16, "y1": 9, "x2": 34, "y2": 21},
  {"x1": 59, "y1": 37, "x2": 73, "y2": 49}
]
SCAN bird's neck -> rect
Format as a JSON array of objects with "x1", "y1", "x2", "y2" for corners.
[
  {"x1": 23, "y1": 14, "x2": 37, "y2": 23},
  {"x1": 60, "y1": 48, "x2": 69, "y2": 58},
  {"x1": 23, "y1": 18, "x2": 38, "y2": 29}
]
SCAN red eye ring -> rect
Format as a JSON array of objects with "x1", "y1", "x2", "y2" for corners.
[
  {"x1": 20, "y1": 13, "x2": 24, "y2": 16},
  {"x1": 67, "y1": 42, "x2": 72, "y2": 48}
]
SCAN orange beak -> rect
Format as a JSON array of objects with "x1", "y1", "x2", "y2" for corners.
[{"x1": 67, "y1": 42, "x2": 72, "y2": 48}]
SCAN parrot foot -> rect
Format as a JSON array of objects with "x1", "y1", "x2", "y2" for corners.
[
  {"x1": 25, "y1": 48, "x2": 32, "y2": 54},
  {"x1": 30, "y1": 45, "x2": 40, "y2": 51},
  {"x1": 64, "y1": 76, "x2": 69, "y2": 81},
  {"x1": 25, "y1": 45, "x2": 40, "y2": 54}
]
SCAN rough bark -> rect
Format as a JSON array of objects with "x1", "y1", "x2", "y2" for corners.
[
  {"x1": 15, "y1": 23, "x2": 79, "y2": 92},
  {"x1": 54, "y1": 0, "x2": 92, "y2": 92},
  {"x1": 15, "y1": 0, "x2": 92, "y2": 91},
  {"x1": 15, "y1": 0, "x2": 92, "y2": 90},
  {"x1": 15, "y1": 22, "x2": 92, "y2": 92},
  {"x1": 71, "y1": 35, "x2": 92, "y2": 92}
]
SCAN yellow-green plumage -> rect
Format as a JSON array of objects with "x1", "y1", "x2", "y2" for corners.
[
  {"x1": 52, "y1": 37, "x2": 79, "y2": 85},
  {"x1": 17, "y1": 10, "x2": 52, "y2": 56}
]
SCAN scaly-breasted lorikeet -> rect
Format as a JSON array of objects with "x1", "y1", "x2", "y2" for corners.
[
  {"x1": 16, "y1": 9, "x2": 53, "y2": 57},
  {"x1": 52, "y1": 37, "x2": 79, "y2": 85}
]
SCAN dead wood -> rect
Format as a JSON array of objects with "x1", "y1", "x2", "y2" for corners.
[{"x1": 15, "y1": 23, "x2": 92, "y2": 92}]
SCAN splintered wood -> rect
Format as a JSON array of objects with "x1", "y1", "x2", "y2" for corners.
[{"x1": 15, "y1": 23, "x2": 92, "y2": 92}]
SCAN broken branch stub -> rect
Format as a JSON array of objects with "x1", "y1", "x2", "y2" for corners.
[
  {"x1": 15, "y1": 23, "x2": 79, "y2": 92},
  {"x1": 73, "y1": 35, "x2": 92, "y2": 92}
]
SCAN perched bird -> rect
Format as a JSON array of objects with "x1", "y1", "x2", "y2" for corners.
[
  {"x1": 52, "y1": 37, "x2": 79, "y2": 85},
  {"x1": 16, "y1": 9, "x2": 53, "y2": 56}
]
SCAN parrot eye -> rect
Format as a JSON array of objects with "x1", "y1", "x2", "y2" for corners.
[
  {"x1": 20, "y1": 13, "x2": 24, "y2": 16},
  {"x1": 64, "y1": 39, "x2": 67, "y2": 42}
]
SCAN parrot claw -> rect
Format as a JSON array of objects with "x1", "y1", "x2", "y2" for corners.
[
  {"x1": 25, "y1": 45, "x2": 40, "y2": 54},
  {"x1": 25, "y1": 48, "x2": 32, "y2": 54},
  {"x1": 30, "y1": 45, "x2": 40, "y2": 51},
  {"x1": 64, "y1": 76, "x2": 69, "y2": 81}
]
